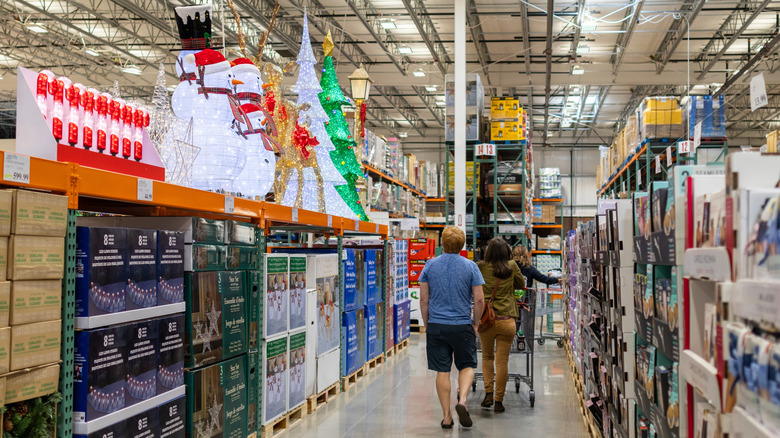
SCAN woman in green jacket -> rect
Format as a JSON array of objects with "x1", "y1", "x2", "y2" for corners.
[{"x1": 477, "y1": 238, "x2": 525, "y2": 413}]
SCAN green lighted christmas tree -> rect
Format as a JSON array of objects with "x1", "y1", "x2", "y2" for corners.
[{"x1": 319, "y1": 31, "x2": 368, "y2": 221}]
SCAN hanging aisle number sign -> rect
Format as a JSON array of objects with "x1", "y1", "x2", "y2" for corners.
[
  {"x1": 3, "y1": 153, "x2": 30, "y2": 185},
  {"x1": 666, "y1": 147, "x2": 673, "y2": 166},
  {"x1": 678, "y1": 140, "x2": 692, "y2": 155},
  {"x1": 655, "y1": 156, "x2": 661, "y2": 174},
  {"x1": 476, "y1": 143, "x2": 496, "y2": 156},
  {"x1": 137, "y1": 178, "x2": 153, "y2": 202}
]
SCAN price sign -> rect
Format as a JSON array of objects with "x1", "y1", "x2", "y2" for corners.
[
  {"x1": 750, "y1": 72, "x2": 768, "y2": 112},
  {"x1": 137, "y1": 178, "x2": 153, "y2": 202},
  {"x1": 291, "y1": 208, "x2": 298, "y2": 223},
  {"x1": 3, "y1": 153, "x2": 30, "y2": 185},
  {"x1": 678, "y1": 140, "x2": 692, "y2": 155},
  {"x1": 355, "y1": 220, "x2": 360, "y2": 231},
  {"x1": 224, "y1": 196, "x2": 234, "y2": 214},
  {"x1": 476, "y1": 143, "x2": 496, "y2": 156},
  {"x1": 655, "y1": 156, "x2": 661, "y2": 174},
  {"x1": 666, "y1": 146, "x2": 673, "y2": 166},
  {"x1": 327, "y1": 215, "x2": 332, "y2": 228},
  {"x1": 694, "y1": 122, "x2": 702, "y2": 151},
  {"x1": 375, "y1": 224, "x2": 379, "y2": 233}
]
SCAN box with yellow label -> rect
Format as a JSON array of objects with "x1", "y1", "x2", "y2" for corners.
[
  {"x1": 10, "y1": 190, "x2": 68, "y2": 237},
  {"x1": 490, "y1": 98, "x2": 506, "y2": 120},
  {"x1": 490, "y1": 98, "x2": 521, "y2": 120},
  {"x1": 10, "y1": 319, "x2": 61, "y2": 371},
  {"x1": 5, "y1": 364, "x2": 59, "y2": 404},
  {"x1": 642, "y1": 109, "x2": 683, "y2": 125},
  {"x1": 503, "y1": 99, "x2": 521, "y2": 120},
  {"x1": 10, "y1": 280, "x2": 61, "y2": 325},
  {"x1": 644, "y1": 97, "x2": 678, "y2": 111},
  {"x1": 7, "y1": 236, "x2": 64, "y2": 280}
]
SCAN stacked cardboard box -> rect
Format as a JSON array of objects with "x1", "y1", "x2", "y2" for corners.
[
  {"x1": 490, "y1": 97, "x2": 525, "y2": 142},
  {"x1": 448, "y1": 162, "x2": 480, "y2": 194},
  {"x1": 639, "y1": 97, "x2": 684, "y2": 140},
  {"x1": 686, "y1": 95, "x2": 726, "y2": 139},
  {"x1": 445, "y1": 73, "x2": 484, "y2": 142}
]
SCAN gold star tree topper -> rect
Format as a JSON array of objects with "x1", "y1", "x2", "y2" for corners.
[{"x1": 323, "y1": 31, "x2": 334, "y2": 57}]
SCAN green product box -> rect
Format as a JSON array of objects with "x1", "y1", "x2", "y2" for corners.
[
  {"x1": 185, "y1": 271, "x2": 248, "y2": 368},
  {"x1": 247, "y1": 350, "x2": 259, "y2": 435},
  {"x1": 186, "y1": 243, "x2": 227, "y2": 271},
  {"x1": 226, "y1": 221, "x2": 257, "y2": 245},
  {"x1": 190, "y1": 217, "x2": 226, "y2": 244},
  {"x1": 227, "y1": 245, "x2": 259, "y2": 271},
  {"x1": 262, "y1": 337, "x2": 288, "y2": 425},
  {"x1": 186, "y1": 355, "x2": 247, "y2": 438},
  {"x1": 288, "y1": 331, "x2": 306, "y2": 409},
  {"x1": 246, "y1": 271, "x2": 263, "y2": 349}
]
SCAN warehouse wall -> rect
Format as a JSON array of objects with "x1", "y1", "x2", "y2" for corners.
[{"x1": 535, "y1": 148, "x2": 600, "y2": 218}]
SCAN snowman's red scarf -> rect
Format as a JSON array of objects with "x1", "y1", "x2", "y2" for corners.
[
  {"x1": 198, "y1": 87, "x2": 231, "y2": 98},
  {"x1": 235, "y1": 92, "x2": 278, "y2": 136},
  {"x1": 179, "y1": 73, "x2": 196, "y2": 82}
]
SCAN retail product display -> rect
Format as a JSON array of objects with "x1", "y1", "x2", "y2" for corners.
[
  {"x1": 264, "y1": 254, "x2": 289, "y2": 338},
  {"x1": 444, "y1": 73, "x2": 484, "y2": 142},
  {"x1": 289, "y1": 255, "x2": 307, "y2": 331},
  {"x1": 262, "y1": 336, "x2": 287, "y2": 425},
  {"x1": 288, "y1": 331, "x2": 306, "y2": 409},
  {"x1": 307, "y1": 254, "x2": 339, "y2": 355},
  {"x1": 185, "y1": 355, "x2": 247, "y2": 438}
]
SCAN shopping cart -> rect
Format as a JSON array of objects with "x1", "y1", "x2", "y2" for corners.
[
  {"x1": 472, "y1": 288, "x2": 537, "y2": 407},
  {"x1": 536, "y1": 286, "x2": 564, "y2": 348}
]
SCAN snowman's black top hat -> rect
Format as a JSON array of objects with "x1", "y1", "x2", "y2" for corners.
[{"x1": 175, "y1": 5, "x2": 213, "y2": 50}]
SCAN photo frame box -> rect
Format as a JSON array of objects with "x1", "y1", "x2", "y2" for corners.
[
  {"x1": 343, "y1": 250, "x2": 359, "y2": 312},
  {"x1": 306, "y1": 254, "x2": 339, "y2": 356},
  {"x1": 288, "y1": 256, "x2": 307, "y2": 332},
  {"x1": 288, "y1": 330, "x2": 306, "y2": 410},
  {"x1": 365, "y1": 304, "x2": 378, "y2": 361},
  {"x1": 127, "y1": 228, "x2": 158, "y2": 310},
  {"x1": 341, "y1": 310, "x2": 359, "y2": 376},
  {"x1": 10, "y1": 280, "x2": 61, "y2": 325},
  {"x1": 185, "y1": 271, "x2": 248, "y2": 368},
  {"x1": 736, "y1": 188, "x2": 780, "y2": 280},
  {"x1": 10, "y1": 319, "x2": 61, "y2": 371},
  {"x1": 761, "y1": 343, "x2": 780, "y2": 429},
  {"x1": 225, "y1": 220, "x2": 256, "y2": 245},
  {"x1": 184, "y1": 243, "x2": 227, "y2": 271},
  {"x1": 9, "y1": 189, "x2": 68, "y2": 237},
  {"x1": 157, "y1": 395, "x2": 185, "y2": 438},
  {"x1": 263, "y1": 254, "x2": 289, "y2": 339},
  {"x1": 185, "y1": 355, "x2": 247, "y2": 438},
  {"x1": 125, "y1": 405, "x2": 158, "y2": 438},
  {"x1": 246, "y1": 271, "x2": 262, "y2": 349},
  {"x1": 262, "y1": 336, "x2": 288, "y2": 425},
  {"x1": 75, "y1": 325, "x2": 127, "y2": 422},
  {"x1": 226, "y1": 245, "x2": 258, "y2": 271},
  {"x1": 157, "y1": 230, "x2": 184, "y2": 306},
  {"x1": 126, "y1": 319, "x2": 158, "y2": 406},
  {"x1": 650, "y1": 182, "x2": 669, "y2": 234},
  {"x1": 8, "y1": 235, "x2": 65, "y2": 280},
  {"x1": 76, "y1": 227, "x2": 127, "y2": 316},
  {"x1": 158, "y1": 315, "x2": 185, "y2": 395}
]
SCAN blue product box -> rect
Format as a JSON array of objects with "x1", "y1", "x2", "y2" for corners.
[
  {"x1": 127, "y1": 228, "x2": 157, "y2": 309},
  {"x1": 75, "y1": 325, "x2": 127, "y2": 422},
  {"x1": 126, "y1": 319, "x2": 158, "y2": 406},
  {"x1": 74, "y1": 419, "x2": 124, "y2": 438},
  {"x1": 126, "y1": 406, "x2": 158, "y2": 438},
  {"x1": 342, "y1": 310, "x2": 360, "y2": 376},
  {"x1": 365, "y1": 304, "x2": 378, "y2": 361},
  {"x1": 394, "y1": 300, "x2": 411, "y2": 343},
  {"x1": 365, "y1": 250, "x2": 380, "y2": 305},
  {"x1": 76, "y1": 227, "x2": 128, "y2": 317},
  {"x1": 157, "y1": 230, "x2": 184, "y2": 306},
  {"x1": 688, "y1": 95, "x2": 726, "y2": 139},
  {"x1": 356, "y1": 307, "x2": 366, "y2": 368},
  {"x1": 157, "y1": 315, "x2": 185, "y2": 394},
  {"x1": 158, "y1": 395, "x2": 186, "y2": 438},
  {"x1": 343, "y1": 249, "x2": 359, "y2": 312}
]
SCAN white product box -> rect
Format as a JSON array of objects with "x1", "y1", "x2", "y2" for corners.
[{"x1": 264, "y1": 254, "x2": 289, "y2": 339}]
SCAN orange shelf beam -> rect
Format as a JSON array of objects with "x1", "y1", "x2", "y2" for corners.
[
  {"x1": 532, "y1": 250, "x2": 562, "y2": 255},
  {"x1": 532, "y1": 198, "x2": 562, "y2": 203},
  {"x1": 363, "y1": 163, "x2": 425, "y2": 198},
  {"x1": 598, "y1": 144, "x2": 648, "y2": 197},
  {"x1": 426, "y1": 198, "x2": 446, "y2": 202},
  {"x1": 533, "y1": 224, "x2": 562, "y2": 229}
]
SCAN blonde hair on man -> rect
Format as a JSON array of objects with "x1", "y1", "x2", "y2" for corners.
[
  {"x1": 512, "y1": 246, "x2": 531, "y2": 267},
  {"x1": 441, "y1": 226, "x2": 466, "y2": 254}
]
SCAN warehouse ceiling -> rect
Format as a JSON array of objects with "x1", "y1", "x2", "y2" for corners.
[{"x1": 1, "y1": 0, "x2": 779, "y2": 147}]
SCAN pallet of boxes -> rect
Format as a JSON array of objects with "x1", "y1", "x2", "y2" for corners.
[
  {"x1": 0, "y1": 190, "x2": 66, "y2": 437},
  {"x1": 490, "y1": 97, "x2": 525, "y2": 142}
]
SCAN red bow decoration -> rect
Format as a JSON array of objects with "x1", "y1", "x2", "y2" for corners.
[
  {"x1": 292, "y1": 124, "x2": 319, "y2": 160},
  {"x1": 264, "y1": 91, "x2": 276, "y2": 116},
  {"x1": 360, "y1": 102, "x2": 367, "y2": 137}
]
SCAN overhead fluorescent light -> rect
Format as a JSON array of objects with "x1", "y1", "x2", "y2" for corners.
[
  {"x1": 26, "y1": 23, "x2": 48, "y2": 33},
  {"x1": 571, "y1": 65, "x2": 585, "y2": 75},
  {"x1": 425, "y1": 85, "x2": 437, "y2": 92},
  {"x1": 399, "y1": 46, "x2": 413, "y2": 55},
  {"x1": 576, "y1": 45, "x2": 590, "y2": 54},
  {"x1": 399, "y1": 132, "x2": 408, "y2": 138},
  {"x1": 413, "y1": 69, "x2": 426, "y2": 77},
  {"x1": 435, "y1": 100, "x2": 445, "y2": 106},
  {"x1": 582, "y1": 20, "x2": 597, "y2": 32},
  {"x1": 380, "y1": 20, "x2": 397, "y2": 29},
  {"x1": 122, "y1": 65, "x2": 142, "y2": 75},
  {"x1": 85, "y1": 49, "x2": 99, "y2": 57}
]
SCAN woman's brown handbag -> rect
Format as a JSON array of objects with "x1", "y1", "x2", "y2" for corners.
[{"x1": 478, "y1": 280, "x2": 500, "y2": 332}]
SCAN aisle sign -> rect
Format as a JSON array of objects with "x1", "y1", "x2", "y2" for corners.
[
  {"x1": 137, "y1": 178, "x2": 153, "y2": 202},
  {"x1": 224, "y1": 196, "x2": 234, "y2": 214},
  {"x1": 2, "y1": 153, "x2": 30, "y2": 185},
  {"x1": 666, "y1": 147, "x2": 673, "y2": 166},
  {"x1": 750, "y1": 72, "x2": 768, "y2": 112},
  {"x1": 678, "y1": 140, "x2": 692, "y2": 155},
  {"x1": 655, "y1": 156, "x2": 661, "y2": 174},
  {"x1": 476, "y1": 143, "x2": 496, "y2": 156},
  {"x1": 694, "y1": 122, "x2": 702, "y2": 151},
  {"x1": 291, "y1": 208, "x2": 298, "y2": 223},
  {"x1": 327, "y1": 215, "x2": 332, "y2": 228},
  {"x1": 355, "y1": 220, "x2": 360, "y2": 231}
]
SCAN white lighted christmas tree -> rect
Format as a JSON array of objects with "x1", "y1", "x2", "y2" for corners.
[{"x1": 287, "y1": 12, "x2": 356, "y2": 218}]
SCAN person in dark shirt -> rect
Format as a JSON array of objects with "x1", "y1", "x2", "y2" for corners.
[{"x1": 512, "y1": 246, "x2": 559, "y2": 288}]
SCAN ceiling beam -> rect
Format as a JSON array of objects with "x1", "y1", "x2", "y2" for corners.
[
  {"x1": 411, "y1": 86, "x2": 444, "y2": 126},
  {"x1": 542, "y1": 0, "x2": 554, "y2": 143},
  {"x1": 696, "y1": 0, "x2": 772, "y2": 80},
  {"x1": 651, "y1": 0, "x2": 706, "y2": 74},
  {"x1": 466, "y1": 0, "x2": 493, "y2": 97},
  {"x1": 519, "y1": 1, "x2": 532, "y2": 80},
  {"x1": 343, "y1": 0, "x2": 409, "y2": 75},
  {"x1": 611, "y1": 0, "x2": 645, "y2": 76},
  {"x1": 716, "y1": 32, "x2": 780, "y2": 94},
  {"x1": 400, "y1": 0, "x2": 450, "y2": 76}
]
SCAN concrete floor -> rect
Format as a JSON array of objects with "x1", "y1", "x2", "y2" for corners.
[{"x1": 286, "y1": 334, "x2": 588, "y2": 437}]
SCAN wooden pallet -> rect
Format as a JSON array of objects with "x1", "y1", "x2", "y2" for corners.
[
  {"x1": 341, "y1": 364, "x2": 367, "y2": 392},
  {"x1": 394, "y1": 338, "x2": 409, "y2": 354},
  {"x1": 306, "y1": 382, "x2": 339, "y2": 414},
  {"x1": 366, "y1": 353, "x2": 385, "y2": 372},
  {"x1": 385, "y1": 346, "x2": 396, "y2": 358},
  {"x1": 410, "y1": 324, "x2": 426, "y2": 334},
  {"x1": 261, "y1": 404, "x2": 307, "y2": 437}
]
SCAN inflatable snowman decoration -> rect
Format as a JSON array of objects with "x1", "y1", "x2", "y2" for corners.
[{"x1": 233, "y1": 103, "x2": 276, "y2": 199}]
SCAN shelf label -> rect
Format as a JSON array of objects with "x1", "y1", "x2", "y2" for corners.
[
  {"x1": 750, "y1": 72, "x2": 768, "y2": 112},
  {"x1": 666, "y1": 146, "x2": 673, "y2": 166},
  {"x1": 291, "y1": 208, "x2": 298, "y2": 223},
  {"x1": 224, "y1": 196, "x2": 234, "y2": 214},
  {"x1": 137, "y1": 178, "x2": 153, "y2": 202},
  {"x1": 655, "y1": 156, "x2": 661, "y2": 174},
  {"x1": 355, "y1": 220, "x2": 360, "y2": 231},
  {"x1": 375, "y1": 223, "x2": 379, "y2": 233},
  {"x1": 3, "y1": 153, "x2": 30, "y2": 185},
  {"x1": 327, "y1": 215, "x2": 332, "y2": 228},
  {"x1": 694, "y1": 122, "x2": 702, "y2": 151},
  {"x1": 678, "y1": 140, "x2": 692, "y2": 155}
]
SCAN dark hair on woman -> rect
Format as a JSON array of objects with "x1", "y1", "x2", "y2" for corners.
[{"x1": 483, "y1": 237, "x2": 513, "y2": 279}]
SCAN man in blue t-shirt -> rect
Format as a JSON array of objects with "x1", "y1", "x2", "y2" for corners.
[{"x1": 420, "y1": 226, "x2": 485, "y2": 429}]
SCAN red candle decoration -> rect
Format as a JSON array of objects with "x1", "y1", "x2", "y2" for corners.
[
  {"x1": 66, "y1": 84, "x2": 80, "y2": 146},
  {"x1": 81, "y1": 90, "x2": 95, "y2": 149}
]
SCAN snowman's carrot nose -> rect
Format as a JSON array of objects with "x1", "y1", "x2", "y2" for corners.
[{"x1": 232, "y1": 79, "x2": 244, "y2": 85}]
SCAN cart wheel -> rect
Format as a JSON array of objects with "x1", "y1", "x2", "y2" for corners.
[
  {"x1": 538, "y1": 339, "x2": 545, "y2": 346},
  {"x1": 557, "y1": 339, "x2": 564, "y2": 348},
  {"x1": 530, "y1": 390, "x2": 535, "y2": 407},
  {"x1": 472, "y1": 381, "x2": 476, "y2": 392}
]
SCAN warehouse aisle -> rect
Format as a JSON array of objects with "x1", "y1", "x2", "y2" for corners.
[{"x1": 286, "y1": 335, "x2": 587, "y2": 437}]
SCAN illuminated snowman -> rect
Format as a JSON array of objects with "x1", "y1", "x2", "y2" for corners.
[
  {"x1": 171, "y1": 50, "x2": 200, "y2": 121},
  {"x1": 233, "y1": 103, "x2": 276, "y2": 199},
  {"x1": 185, "y1": 49, "x2": 246, "y2": 191}
]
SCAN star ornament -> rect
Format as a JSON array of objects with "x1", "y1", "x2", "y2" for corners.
[
  {"x1": 206, "y1": 300, "x2": 222, "y2": 339},
  {"x1": 208, "y1": 395, "x2": 223, "y2": 431}
]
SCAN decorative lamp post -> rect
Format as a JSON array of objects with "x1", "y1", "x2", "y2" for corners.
[{"x1": 348, "y1": 63, "x2": 372, "y2": 138}]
